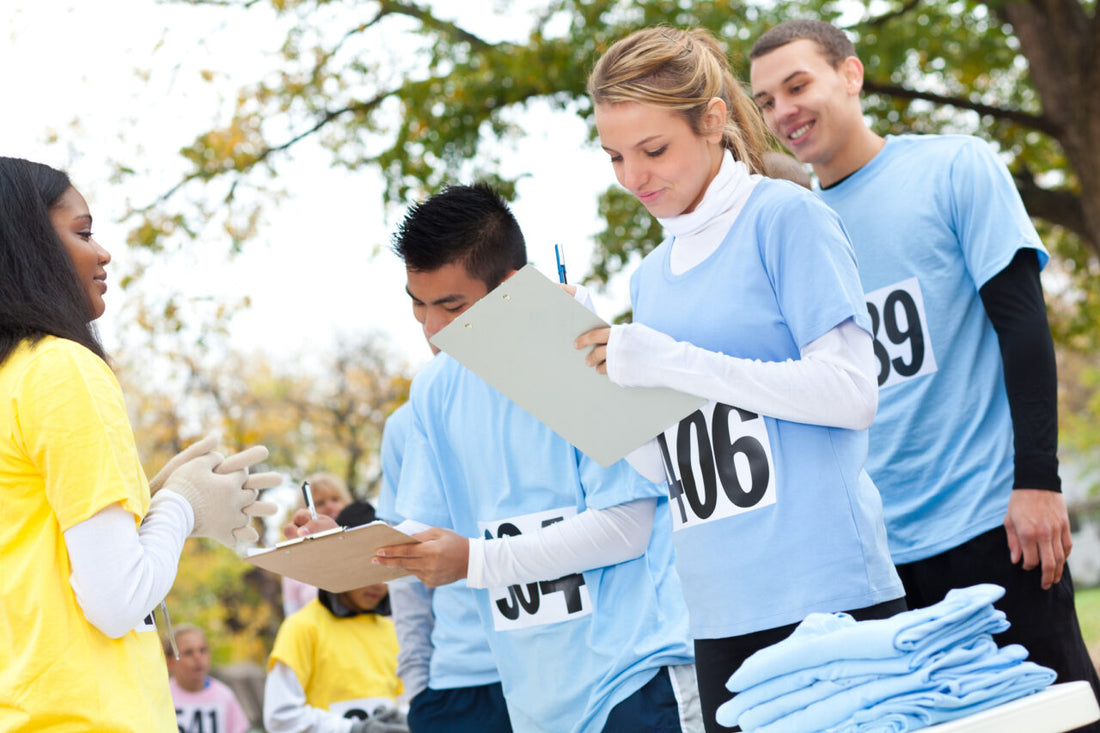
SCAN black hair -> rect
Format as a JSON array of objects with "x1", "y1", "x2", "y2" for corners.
[
  {"x1": 391, "y1": 182, "x2": 526, "y2": 291},
  {"x1": 0, "y1": 156, "x2": 106, "y2": 365},
  {"x1": 750, "y1": 19, "x2": 857, "y2": 68},
  {"x1": 335, "y1": 500, "x2": 377, "y2": 528}
]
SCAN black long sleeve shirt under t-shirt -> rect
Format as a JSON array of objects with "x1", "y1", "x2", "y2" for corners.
[{"x1": 978, "y1": 248, "x2": 1061, "y2": 492}]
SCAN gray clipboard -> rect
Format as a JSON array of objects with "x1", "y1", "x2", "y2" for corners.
[
  {"x1": 430, "y1": 265, "x2": 705, "y2": 466},
  {"x1": 245, "y1": 522, "x2": 418, "y2": 592}
]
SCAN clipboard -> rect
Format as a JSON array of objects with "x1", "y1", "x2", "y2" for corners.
[
  {"x1": 244, "y1": 522, "x2": 419, "y2": 592},
  {"x1": 430, "y1": 264, "x2": 706, "y2": 467}
]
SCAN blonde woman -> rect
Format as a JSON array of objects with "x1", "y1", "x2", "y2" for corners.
[{"x1": 576, "y1": 28, "x2": 905, "y2": 730}]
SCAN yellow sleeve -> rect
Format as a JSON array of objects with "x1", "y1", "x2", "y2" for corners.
[
  {"x1": 268, "y1": 604, "x2": 319, "y2": 691},
  {"x1": 12, "y1": 338, "x2": 148, "y2": 530}
]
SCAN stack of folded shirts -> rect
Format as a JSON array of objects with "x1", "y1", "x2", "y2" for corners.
[{"x1": 716, "y1": 584, "x2": 1056, "y2": 732}]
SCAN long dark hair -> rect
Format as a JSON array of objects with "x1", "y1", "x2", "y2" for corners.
[{"x1": 0, "y1": 157, "x2": 105, "y2": 365}]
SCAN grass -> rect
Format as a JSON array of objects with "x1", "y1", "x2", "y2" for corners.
[{"x1": 1079, "y1": 586, "x2": 1100, "y2": 665}]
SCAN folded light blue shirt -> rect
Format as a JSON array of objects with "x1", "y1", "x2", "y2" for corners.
[
  {"x1": 727, "y1": 584, "x2": 1008, "y2": 691},
  {"x1": 717, "y1": 585, "x2": 1055, "y2": 732}
]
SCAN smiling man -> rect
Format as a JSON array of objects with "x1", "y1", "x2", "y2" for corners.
[{"x1": 749, "y1": 19, "x2": 1100, "y2": 723}]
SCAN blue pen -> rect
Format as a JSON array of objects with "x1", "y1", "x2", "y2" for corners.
[{"x1": 555, "y1": 243, "x2": 567, "y2": 284}]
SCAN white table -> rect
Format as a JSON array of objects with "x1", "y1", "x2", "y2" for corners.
[{"x1": 922, "y1": 681, "x2": 1099, "y2": 732}]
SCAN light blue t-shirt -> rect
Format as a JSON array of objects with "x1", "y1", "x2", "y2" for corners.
[
  {"x1": 818, "y1": 134, "x2": 1048, "y2": 564},
  {"x1": 395, "y1": 354, "x2": 694, "y2": 733},
  {"x1": 630, "y1": 178, "x2": 903, "y2": 639},
  {"x1": 377, "y1": 402, "x2": 500, "y2": 690}
]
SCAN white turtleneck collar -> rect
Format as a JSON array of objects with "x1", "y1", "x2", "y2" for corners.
[{"x1": 657, "y1": 149, "x2": 761, "y2": 275}]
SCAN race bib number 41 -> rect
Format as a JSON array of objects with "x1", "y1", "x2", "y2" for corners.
[
  {"x1": 865, "y1": 277, "x2": 938, "y2": 389},
  {"x1": 657, "y1": 401, "x2": 776, "y2": 531},
  {"x1": 478, "y1": 507, "x2": 593, "y2": 631}
]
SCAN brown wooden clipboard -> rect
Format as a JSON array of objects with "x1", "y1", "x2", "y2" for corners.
[{"x1": 244, "y1": 522, "x2": 419, "y2": 592}]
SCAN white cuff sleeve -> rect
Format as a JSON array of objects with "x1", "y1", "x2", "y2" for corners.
[
  {"x1": 572, "y1": 284, "x2": 598, "y2": 314},
  {"x1": 263, "y1": 661, "x2": 353, "y2": 733},
  {"x1": 64, "y1": 491, "x2": 193, "y2": 638},
  {"x1": 606, "y1": 318, "x2": 877, "y2": 429},
  {"x1": 466, "y1": 498, "x2": 656, "y2": 589}
]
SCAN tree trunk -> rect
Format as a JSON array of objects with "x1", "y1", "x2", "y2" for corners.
[{"x1": 996, "y1": 0, "x2": 1100, "y2": 258}]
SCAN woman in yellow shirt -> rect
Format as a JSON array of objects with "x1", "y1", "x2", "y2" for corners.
[{"x1": 0, "y1": 156, "x2": 278, "y2": 732}]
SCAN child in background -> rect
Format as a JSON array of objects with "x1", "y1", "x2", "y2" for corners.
[
  {"x1": 282, "y1": 472, "x2": 353, "y2": 616},
  {"x1": 264, "y1": 501, "x2": 407, "y2": 733},
  {"x1": 165, "y1": 624, "x2": 251, "y2": 733}
]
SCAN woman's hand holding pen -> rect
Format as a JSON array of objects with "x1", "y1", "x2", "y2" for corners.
[
  {"x1": 283, "y1": 508, "x2": 338, "y2": 540},
  {"x1": 575, "y1": 327, "x2": 612, "y2": 375}
]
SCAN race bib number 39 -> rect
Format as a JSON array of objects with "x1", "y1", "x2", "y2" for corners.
[
  {"x1": 478, "y1": 507, "x2": 593, "y2": 631},
  {"x1": 657, "y1": 401, "x2": 776, "y2": 531},
  {"x1": 865, "y1": 277, "x2": 938, "y2": 389}
]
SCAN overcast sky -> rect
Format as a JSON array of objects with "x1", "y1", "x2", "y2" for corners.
[{"x1": 1, "y1": 0, "x2": 623, "y2": 374}]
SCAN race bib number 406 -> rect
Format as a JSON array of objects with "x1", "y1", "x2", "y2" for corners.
[
  {"x1": 865, "y1": 277, "x2": 938, "y2": 389},
  {"x1": 657, "y1": 401, "x2": 776, "y2": 531},
  {"x1": 478, "y1": 507, "x2": 593, "y2": 631}
]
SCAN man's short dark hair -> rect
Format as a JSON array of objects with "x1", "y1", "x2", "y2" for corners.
[
  {"x1": 392, "y1": 182, "x2": 527, "y2": 291},
  {"x1": 750, "y1": 19, "x2": 857, "y2": 68}
]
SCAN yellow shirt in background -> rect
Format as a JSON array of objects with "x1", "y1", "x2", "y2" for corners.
[{"x1": 270, "y1": 598, "x2": 404, "y2": 716}]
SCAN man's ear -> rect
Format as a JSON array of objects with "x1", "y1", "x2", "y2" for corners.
[
  {"x1": 501, "y1": 268, "x2": 519, "y2": 282},
  {"x1": 839, "y1": 55, "x2": 865, "y2": 97}
]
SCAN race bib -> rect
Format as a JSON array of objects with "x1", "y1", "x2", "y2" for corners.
[
  {"x1": 865, "y1": 277, "x2": 938, "y2": 389},
  {"x1": 138, "y1": 611, "x2": 156, "y2": 634},
  {"x1": 657, "y1": 401, "x2": 777, "y2": 531},
  {"x1": 175, "y1": 703, "x2": 228, "y2": 733},
  {"x1": 329, "y1": 697, "x2": 394, "y2": 720},
  {"x1": 478, "y1": 507, "x2": 593, "y2": 631}
]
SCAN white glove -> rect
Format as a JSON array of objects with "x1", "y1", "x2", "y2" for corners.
[
  {"x1": 148, "y1": 434, "x2": 219, "y2": 495},
  {"x1": 216, "y1": 445, "x2": 280, "y2": 543},
  {"x1": 162, "y1": 450, "x2": 273, "y2": 548},
  {"x1": 350, "y1": 708, "x2": 409, "y2": 733}
]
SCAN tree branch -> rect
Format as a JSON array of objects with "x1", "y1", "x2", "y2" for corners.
[
  {"x1": 862, "y1": 79, "x2": 1059, "y2": 136},
  {"x1": 376, "y1": 0, "x2": 492, "y2": 50},
  {"x1": 135, "y1": 89, "x2": 394, "y2": 213},
  {"x1": 858, "y1": 0, "x2": 924, "y2": 28}
]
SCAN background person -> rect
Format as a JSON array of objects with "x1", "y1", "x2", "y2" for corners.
[
  {"x1": 166, "y1": 623, "x2": 251, "y2": 733},
  {"x1": 282, "y1": 472, "x2": 354, "y2": 616},
  {"x1": 264, "y1": 501, "x2": 407, "y2": 733},
  {"x1": 378, "y1": 377, "x2": 512, "y2": 728}
]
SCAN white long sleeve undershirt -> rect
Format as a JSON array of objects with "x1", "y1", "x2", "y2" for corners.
[
  {"x1": 263, "y1": 661, "x2": 358, "y2": 733},
  {"x1": 607, "y1": 318, "x2": 878, "y2": 430},
  {"x1": 465, "y1": 497, "x2": 656, "y2": 589},
  {"x1": 63, "y1": 490, "x2": 194, "y2": 638},
  {"x1": 398, "y1": 498, "x2": 656, "y2": 590}
]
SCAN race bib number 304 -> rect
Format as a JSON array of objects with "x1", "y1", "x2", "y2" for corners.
[
  {"x1": 865, "y1": 277, "x2": 938, "y2": 389},
  {"x1": 478, "y1": 507, "x2": 593, "y2": 631},
  {"x1": 657, "y1": 401, "x2": 776, "y2": 531}
]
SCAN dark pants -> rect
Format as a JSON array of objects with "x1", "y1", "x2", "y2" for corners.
[
  {"x1": 604, "y1": 667, "x2": 685, "y2": 732},
  {"x1": 696, "y1": 597, "x2": 907, "y2": 732},
  {"x1": 896, "y1": 524, "x2": 1100, "y2": 733},
  {"x1": 407, "y1": 682, "x2": 512, "y2": 733}
]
